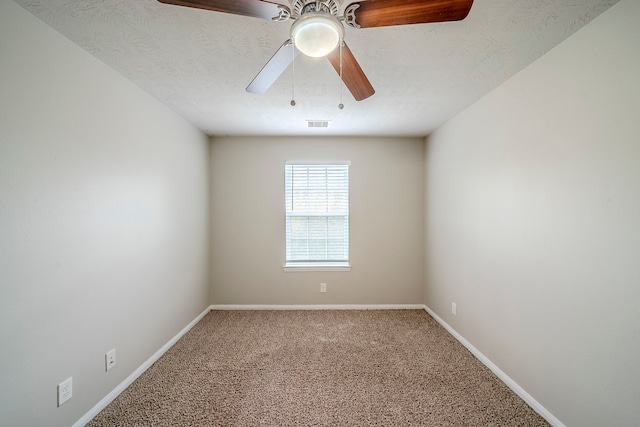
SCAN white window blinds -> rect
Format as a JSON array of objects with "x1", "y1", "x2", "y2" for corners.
[{"x1": 285, "y1": 162, "x2": 350, "y2": 267}]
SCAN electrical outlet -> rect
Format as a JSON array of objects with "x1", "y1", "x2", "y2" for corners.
[
  {"x1": 57, "y1": 377, "x2": 72, "y2": 407},
  {"x1": 452, "y1": 302, "x2": 457, "y2": 316},
  {"x1": 320, "y1": 283, "x2": 327, "y2": 293},
  {"x1": 105, "y1": 348, "x2": 116, "y2": 371}
]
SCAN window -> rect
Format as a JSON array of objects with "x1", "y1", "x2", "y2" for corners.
[{"x1": 285, "y1": 162, "x2": 350, "y2": 271}]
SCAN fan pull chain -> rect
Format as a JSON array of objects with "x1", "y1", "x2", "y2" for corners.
[
  {"x1": 290, "y1": 40, "x2": 296, "y2": 107},
  {"x1": 338, "y1": 40, "x2": 344, "y2": 110}
]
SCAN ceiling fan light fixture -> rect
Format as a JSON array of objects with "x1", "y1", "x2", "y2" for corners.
[{"x1": 291, "y1": 14, "x2": 344, "y2": 58}]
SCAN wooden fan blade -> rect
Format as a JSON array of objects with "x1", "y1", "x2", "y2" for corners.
[
  {"x1": 351, "y1": 0, "x2": 474, "y2": 28},
  {"x1": 327, "y1": 42, "x2": 375, "y2": 102},
  {"x1": 247, "y1": 40, "x2": 298, "y2": 94},
  {"x1": 157, "y1": 0, "x2": 287, "y2": 21}
]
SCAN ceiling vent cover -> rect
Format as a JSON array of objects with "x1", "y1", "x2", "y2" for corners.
[{"x1": 306, "y1": 120, "x2": 331, "y2": 128}]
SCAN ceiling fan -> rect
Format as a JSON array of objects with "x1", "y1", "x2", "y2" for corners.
[{"x1": 157, "y1": 0, "x2": 474, "y2": 102}]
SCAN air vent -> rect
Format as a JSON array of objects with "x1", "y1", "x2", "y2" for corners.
[{"x1": 306, "y1": 120, "x2": 331, "y2": 128}]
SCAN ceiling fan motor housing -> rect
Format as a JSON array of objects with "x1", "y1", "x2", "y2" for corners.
[{"x1": 291, "y1": 0, "x2": 341, "y2": 17}]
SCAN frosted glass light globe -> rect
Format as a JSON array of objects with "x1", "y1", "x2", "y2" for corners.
[{"x1": 291, "y1": 14, "x2": 344, "y2": 58}]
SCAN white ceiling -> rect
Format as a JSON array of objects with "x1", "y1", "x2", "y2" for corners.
[{"x1": 14, "y1": 0, "x2": 619, "y2": 137}]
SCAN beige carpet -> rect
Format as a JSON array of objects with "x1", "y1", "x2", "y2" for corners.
[{"x1": 88, "y1": 310, "x2": 550, "y2": 426}]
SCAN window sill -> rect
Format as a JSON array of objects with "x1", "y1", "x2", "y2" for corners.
[{"x1": 283, "y1": 263, "x2": 351, "y2": 272}]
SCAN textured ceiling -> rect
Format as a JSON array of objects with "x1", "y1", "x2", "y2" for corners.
[{"x1": 14, "y1": 0, "x2": 619, "y2": 137}]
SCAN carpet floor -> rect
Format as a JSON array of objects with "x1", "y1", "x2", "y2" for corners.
[{"x1": 87, "y1": 310, "x2": 550, "y2": 426}]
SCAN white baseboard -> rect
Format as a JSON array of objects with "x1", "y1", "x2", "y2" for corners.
[
  {"x1": 211, "y1": 304, "x2": 425, "y2": 310},
  {"x1": 422, "y1": 305, "x2": 565, "y2": 427},
  {"x1": 73, "y1": 305, "x2": 213, "y2": 427}
]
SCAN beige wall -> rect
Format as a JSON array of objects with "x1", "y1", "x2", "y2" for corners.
[
  {"x1": 0, "y1": 2, "x2": 210, "y2": 426},
  {"x1": 210, "y1": 136, "x2": 425, "y2": 305},
  {"x1": 423, "y1": 0, "x2": 640, "y2": 425}
]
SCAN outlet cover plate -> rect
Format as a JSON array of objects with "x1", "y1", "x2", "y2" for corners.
[
  {"x1": 105, "y1": 348, "x2": 116, "y2": 371},
  {"x1": 57, "y1": 377, "x2": 72, "y2": 406}
]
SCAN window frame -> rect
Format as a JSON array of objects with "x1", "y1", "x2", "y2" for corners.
[{"x1": 283, "y1": 161, "x2": 351, "y2": 272}]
